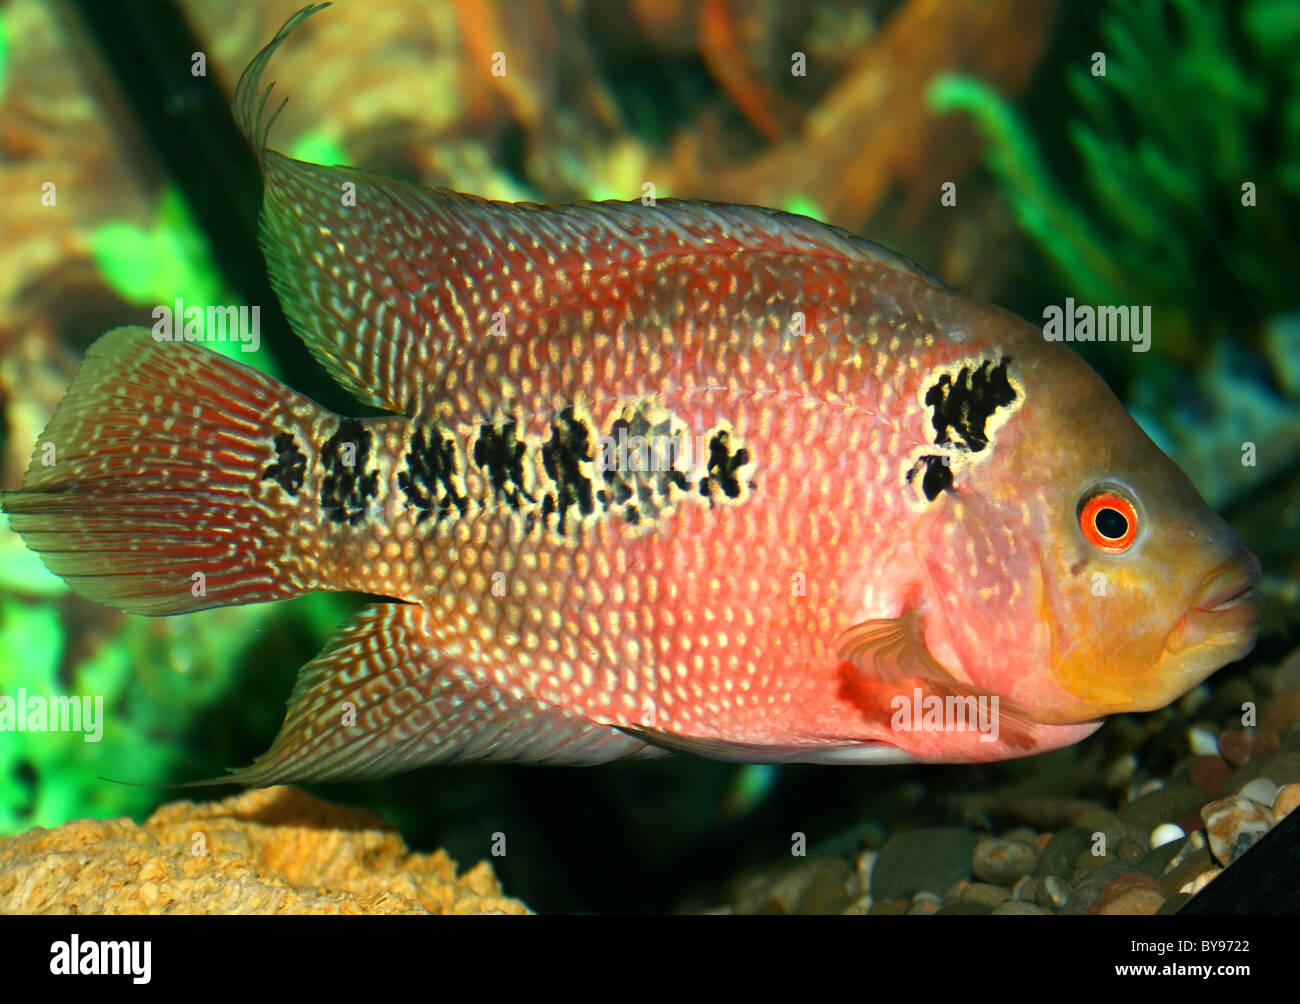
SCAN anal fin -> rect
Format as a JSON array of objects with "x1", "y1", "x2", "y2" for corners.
[{"x1": 216, "y1": 602, "x2": 663, "y2": 786}]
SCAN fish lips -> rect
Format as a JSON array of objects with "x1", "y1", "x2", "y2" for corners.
[{"x1": 1172, "y1": 550, "x2": 1264, "y2": 653}]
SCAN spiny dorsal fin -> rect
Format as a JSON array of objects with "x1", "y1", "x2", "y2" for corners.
[{"x1": 232, "y1": 3, "x2": 332, "y2": 167}]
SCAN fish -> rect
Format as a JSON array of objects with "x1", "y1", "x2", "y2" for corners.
[{"x1": 2, "y1": 4, "x2": 1263, "y2": 783}]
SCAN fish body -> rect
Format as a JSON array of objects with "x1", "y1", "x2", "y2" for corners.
[{"x1": 2, "y1": 7, "x2": 1262, "y2": 782}]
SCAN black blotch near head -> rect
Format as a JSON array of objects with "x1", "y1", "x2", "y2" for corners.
[
  {"x1": 924, "y1": 356, "x2": 1017, "y2": 452},
  {"x1": 907, "y1": 454, "x2": 954, "y2": 501},
  {"x1": 262, "y1": 432, "x2": 307, "y2": 496},
  {"x1": 320, "y1": 418, "x2": 380, "y2": 525},
  {"x1": 699, "y1": 430, "x2": 749, "y2": 504}
]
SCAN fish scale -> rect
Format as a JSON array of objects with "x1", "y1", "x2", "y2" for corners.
[{"x1": 1, "y1": 5, "x2": 1263, "y2": 782}]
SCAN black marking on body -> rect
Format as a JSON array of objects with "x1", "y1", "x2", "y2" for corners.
[
  {"x1": 907, "y1": 356, "x2": 1018, "y2": 504},
  {"x1": 398, "y1": 425, "x2": 467, "y2": 523},
  {"x1": 906, "y1": 454, "x2": 954, "y2": 501},
  {"x1": 262, "y1": 432, "x2": 306, "y2": 496},
  {"x1": 698, "y1": 430, "x2": 750, "y2": 504},
  {"x1": 473, "y1": 419, "x2": 535, "y2": 511},
  {"x1": 540, "y1": 406, "x2": 595, "y2": 534},
  {"x1": 924, "y1": 356, "x2": 1017, "y2": 452},
  {"x1": 320, "y1": 419, "x2": 380, "y2": 525},
  {"x1": 601, "y1": 408, "x2": 690, "y2": 525}
]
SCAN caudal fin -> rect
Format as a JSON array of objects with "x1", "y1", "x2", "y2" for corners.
[{"x1": 3, "y1": 327, "x2": 325, "y2": 615}]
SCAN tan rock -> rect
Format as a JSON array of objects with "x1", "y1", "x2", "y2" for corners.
[{"x1": 0, "y1": 786, "x2": 530, "y2": 915}]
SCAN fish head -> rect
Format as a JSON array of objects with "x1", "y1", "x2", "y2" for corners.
[{"x1": 910, "y1": 303, "x2": 1262, "y2": 724}]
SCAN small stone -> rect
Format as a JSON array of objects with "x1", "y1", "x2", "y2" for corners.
[
  {"x1": 1188, "y1": 726, "x2": 1220, "y2": 756},
  {"x1": 1117, "y1": 837, "x2": 1145, "y2": 862},
  {"x1": 1061, "y1": 860, "x2": 1134, "y2": 914},
  {"x1": 764, "y1": 859, "x2": 857, "y2": 914},
  {"x1": 934, "y1": 901, "x2": 992, "y2": 915},
  {"x1": 972, "y1": 838, "x2": 1038, "y2": 885},
  {"x1": 868, "y1": 898, "x2": 907, "y2": 915},
  {"x1": 1013, "y1": 877, "x2": 1037, "y2": 902},
  {"x1": 1117, "y1": 779, "x2": 1206, "y2": 835},
  {"x1": 991, "y1": 899, "x2": 1047, "y2": 915},
  {"x1": 1218, "y1": 728, "x2": 1281, "y2": 766},
  {"x1": 1180, "y1": 869, "x2": 1222, "y2": 897},
  {"x1": 870, "y1": 827, "x2": 978, "y2": 901},
  {"x1": 841, "y1": 894, "x2": 872, "y2": 915},
  {"x1": 1188, "y1": 755, "x2": 1230, "y2": 796},
  {"x1": 1002, "y1": 827, "x2": 1038, "y2": 844},
  {"x1": 1105, "y1": 753, "x2": 1138, "y2": 788},
  {"x1": 1163, "y1": 831, "x2": 1208, "y2": 874},
  {"x1": 1150, "y1": 823, "x2": 1185, "y2": 850},
  {"x1": 1088, "y1": 873, "x2": 1165, "y2": 915},
  {"x1": 908, "y1": 895, "x2": 941, "y2": 915},
  {"x1": 1139, "y1": 837, "x2": 1186, "y2": 878},
  {"x1": 1217, "y1": 751, "x2": 1300, "y2": 796},
  {"x1": 1036, "y1": 874, "x2": 1071, "y2": 911},
  {"x1": 1273, "y1": 783, "x2": 1300, "y2": 820},
  {"x1": 1201, "y1": 795, "x2": 1275, "y2": 867},
  {"x1": 1034, "y1": 827, "x2": 1093, "y2": 879},
  {"x1": 1156, "y1": 892, "x2": 1192, "y2": 915},
  {"x1": 962, "y1": 883, "x2": 1011, "y2": 907},
  {"x1": 854, "y1": 850, "x2": 878, "y2": 892},
  {"x1": 1238, "y1": 777, "x2": 1279, "y2": 807}
]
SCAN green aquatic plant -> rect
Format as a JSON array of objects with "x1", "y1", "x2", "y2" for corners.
[
  {"x1": 928, "y1": 0, "x2": 1300, "y2": 367},
  {"x1": 88, "y1": 185, "x2": 279, "y2": 377},
  {"x1": 0, "y1": 590, "x2": 354, "y2": 836}
]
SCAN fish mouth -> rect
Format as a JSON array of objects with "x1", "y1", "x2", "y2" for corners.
[{"x1": 1182, "y1": 550, "x2": 1264, "y2": 640}]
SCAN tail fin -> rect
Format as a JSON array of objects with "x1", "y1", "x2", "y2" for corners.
[{"x1": 3, "y1": 327, "x2": 325, "y2": 615}]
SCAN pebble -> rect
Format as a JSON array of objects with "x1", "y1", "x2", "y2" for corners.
[
  {"x1": 1034, "y1": 827, "x2": 1093, "y2": 879},
  {"x1": 1156, "y1": 892, "x2": 1192, "y2": 915},
  {"x1": 1273, "y1": 783, "x2": 1300, "y2": 820},
  {"x1": 1160, "y1": 845, "x2": 1214, "y2": 899},
  {"x1": 1188, "y1": 726, "x2": 1220, "y2": 756},
  {"x1": 962, "y1": 883, "x2": 1011, "y2": 907},
  {"x1": 991, "y1": 899, "x2": 1047, "y2": 915},
  {"x1": 972, "y1": 838, "x2": 1038, "y2": 885},
  {"x1": 743, "y1": 858, "x2": 856, "y2": 914},
  {"x1": 842, "y1": 894, "x2": 872, "y2": 915},
  {"x1": 1180, "y1": 869, "x2": 1222, "y2": 897},
  {"x1": 1149, "y1": 823, "x2": 1185, "y2": 849},
  {"x1": 1217, "y1": 751, "x2": 1300, "y2": 796},
  {"x1": 1012, "y1": 877, "x2": 1036, "y2": 902},
  {"x1": 868, "y1": 898, "x2": 908, "y2": 915},
  {"x1": 1117, "y1": 779, "x2": 1206, "y2": 835},
  {"x1": 1201, "y1": 795, "x2": 1275, "y2": 867},
  {"x1": 1117, "y1": 837, "x2": 1146, "y2": 862},
  {"x1": 1238, "y1": 777, "x2": 1279, "y2": 807},
  {"x1": 1218, "y1": 728, "x2": 1280, "y2": 766},
  {"x1": 1088, "y1": 873, "x2": 1165, "y2": 915},
  {"x1": 934, "y1": 902, "x2": 992, "y2": 915},
  {"x1": 870, "y1": 827, "x2": 978, "y2": 900},
  {"x1": 1139, "y1": 837, "x2": 1187, "y2": 878},
  {"x1": 854, "y1": 850, "x2": 878, "y2": 892},
  {"x1": 1036, "y1": 874, "x2": 1071, "y2": 911},
  {"x1": 1061, "y1": 860, "x2": 1135, "y2": 914},
  {"x1": 1188, "y1": 755, "x2": 1230, "y2": 796},
  {"x1": 908, "y1": 891, "x2": 942, "y2": 915}
]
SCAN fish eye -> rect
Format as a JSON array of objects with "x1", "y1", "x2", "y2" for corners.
[{"x1": 1079, "y1": 489, "x2": 1138, "y2": 553}]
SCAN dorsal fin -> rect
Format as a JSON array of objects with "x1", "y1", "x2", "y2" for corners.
[{"x1": 231, "y1": 5, "x2": 944, "y2": 416}]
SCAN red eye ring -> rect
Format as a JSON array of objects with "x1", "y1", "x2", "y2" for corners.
[{"x1": 1080, "y1": 491, "x2": 1138, "y2": 553}]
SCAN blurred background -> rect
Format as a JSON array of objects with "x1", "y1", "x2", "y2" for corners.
[{"x1": 0, "y1": 0, "x2": 1297, "y2": 913}]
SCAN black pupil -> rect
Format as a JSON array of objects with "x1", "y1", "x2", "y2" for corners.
[{"x1": 1095, "y1": 506, "x2": 1128, "y2": 540}]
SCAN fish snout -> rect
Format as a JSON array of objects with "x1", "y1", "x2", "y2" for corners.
[{"x1": 1175, "y1": 548, "x2": 1264, "y2": 651}]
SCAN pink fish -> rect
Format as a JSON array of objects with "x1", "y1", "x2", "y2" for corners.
[{"x1": 3, "y1": 6, "x2": 1262, "y2": 783}]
